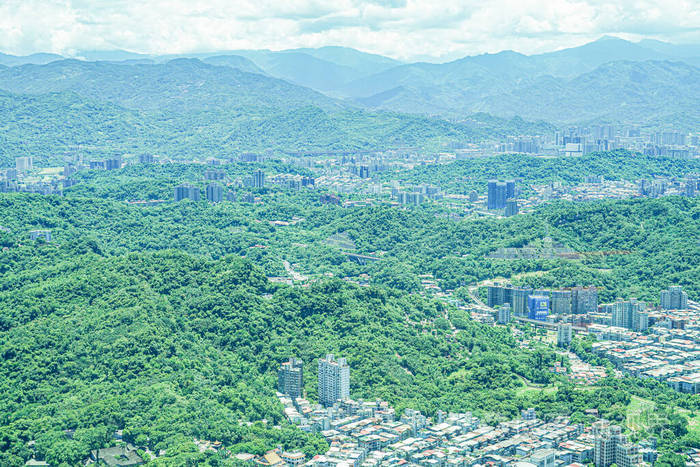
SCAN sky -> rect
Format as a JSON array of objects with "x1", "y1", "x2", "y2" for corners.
[{"x1": 0, "y1": 0, "x2": 699, "y2": 62}]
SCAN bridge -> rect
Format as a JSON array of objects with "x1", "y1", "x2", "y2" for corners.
[{"x1": 343, "y1": 252, "x2": 382, "y2": 265}]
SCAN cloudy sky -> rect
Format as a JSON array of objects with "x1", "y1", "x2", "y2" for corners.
[{"x1": 0, "y1": 0, "x2": 698, "y2": 61}]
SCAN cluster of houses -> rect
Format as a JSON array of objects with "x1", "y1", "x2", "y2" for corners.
[{"x1": 266, "y1": 395, "x2": 652, "y2": 467}]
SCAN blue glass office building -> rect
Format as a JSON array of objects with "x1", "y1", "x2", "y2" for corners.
[{"x1": 527, "y1": 295, "x2": 549, "y2": 321}]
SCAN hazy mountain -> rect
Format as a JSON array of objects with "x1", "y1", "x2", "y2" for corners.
[
  {"x1": 199, "y1": 47, "x2": 400, "y2": 93},
  {"x1": 76, "y1": 49, "x2": 151, "y2": 61},
  {"x1": 200, "y1": 55, "x2": 266, "y2": 74},
  {"x1": 0, "y1": 59, "x2": 554, "y2": 167},
  {"x1": 334, "y1": 38, "x2": 700, "y2": 122},
  {"x1": 474, "y1": 60, "x2": 700, "y2": 123},
  {"x1": 341, "y1": 37, "x2": 673, "y2": 99},
  {"x1": 0, "y1": 52, "x2": 64, "y2": 66},
  {"x1": 636, "y1": 39, "x2": 700, "y2": 58},
  {"x1": 0, "y1": 58, "x2": 343, "y2": 113},
  {"x1": 351, "y1": 59, "x2": 700, "y2": 124},
  {"x1": 341, "y1": 50, "x2": 542, "y2": 110},
  {"x1": 288, "y1": 46, "x2": 401, "y2": 74},
  {"x1": 0, "y1": 90, "x2": 156, "y2": 165},
  {"x1": 238, "y1": 51, "x2": 364, "y2": 92},
  {"x1": 530, "y1": 36, "x2": 668, "y2": 77}
]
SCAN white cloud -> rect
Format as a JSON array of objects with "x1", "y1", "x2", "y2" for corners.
[{"x1": 0, "y1": 0, "x2": 697, "y2": 61}]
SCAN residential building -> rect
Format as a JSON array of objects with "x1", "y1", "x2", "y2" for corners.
[
  {"x1": 205, "y1": 169, "x2": 226, "y2": 181},
  {"x1": 488, "y1": 180, "x2": 507, "y2": 210},
  {"x1": 521, "y1": 408, "x2": 536, "y2": 420},
  {"x1": 497, "y1": 304, "x2": 512, "y2": 325},
  {"x1": 505, "y1": 199, "x2": 519, "y2": 217},
  {"x1": 488, "y1": 284, "x2": 512, "y2": 308},
  {"x1": 505, "y1": 180, "x2": 516, "y2": 199},
  {"x1": 240, "y1": 152, "x2": 260, "y2": 162},
  {"x1": 571, "y1": 286, "x2": 598, "y2": 314},
  {"x1": 667, "y1": 373, "x2": 700, "y2": 394},
  {"x1": 660, "y1": 286, "x2": 688, "y2": 310},
  {"x1": 527, "y1": 449, "x2": 556, "y2": 467},
  {"x1": 278, "y1": 357, "x2": 304, "y2": 399},
  {"x1": 174, "y1": 183, "x2": 201, "y2": 202},
  {"x1": 139, "y1": 154, "x2": 155, "y2": 164},
  {"x1": 616, "y1": 443, "x2": 642, "y2": 467},
  {"x1": 550, "y1": 290, "x2": 572, "y2": 315},
  {"x1": 29, "y1": 230, "x2": 52, "y2": 242},
  {"x1": 512, "y1": 287, "x2": 533, "y2": 317},
  {"x1": 63, "y1": 163, "x2": 76, "y2": 178},
  {"x1": 105, "y1": 157, "x2": 122, "y2": 170},
  {"x1": 632, "y1": 310, "x2": 649, "y2": 332},
  {"x1": 318, "y1": 354, "x2": 350, "y2": 407},
  {"x1": 594, "y1": 423, "x2": 640, "y2": 467},
  {"x1": 206, "y1": 183, "x2": 223, "y2": 203},
  {"x1": 280, "y1": 451, "x2": 306, "y2": 466},
  {"x1": 611, "y1": 299, "x2": 645, "y2": 331},
  {"x1": 253, "y1": 170, "x2": 265, "y2": 188},
  {"x1": 557, "y1": 323, "x2": 573, "y2": 347},
  {"x1": 15, "y1": 156, "x2": 33, "y2": 172}
]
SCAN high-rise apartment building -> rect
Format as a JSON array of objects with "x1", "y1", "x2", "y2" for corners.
[
  {"x1": 318, "y1": 354, "x2": 350, "y2": 407},
  {"x1": 105, "y1": 157, "x2": 122, "y2": 170},
  {"x1": 206, "y1": 183, "x2": 223, "y2": 203},
  {"x1": 571, "y1": 286, "x2": 598, "y2": 314},
  {"x1": 278, "y1": 357, "x2": 304, "y2": 399},
  {"x1": 487, "y1": 180, "x2": 508, "y2": 210},
  {"x1": 615, "y1": 443, "x2": 642, "y2": 467},
  {"x1": 15, "y1": 156, "x2": 33, "y2": 172},
  {"x1": 139, "y1": 154, "x2": 155, "y2": 164},
  {"x1": 611, "y1": 299, "x2": 645, "y2": 330},
  {"x1": 174, "y1": 183, "x2": 201, "y2": 202},
  {"x1": 594, "y1": 423, "x2": 641, "y2": 467},
  {"x1": 253, "y1": 170, "x2": 265, "y2": 188},
  {"x1": 505, "y1": 180, "x2": 516, "y2": 199},
  {"x1": 550, "y1": 290, "x2": 572, "y2": 315},
  {"x1": 505, "y1": 199, "x2": 519, "y2": 217},
  {"x1": 205, "y1": 169, "x2": 226, "y2": 181},
  {"x1": 660, "y1": 286, "x2": 688, "y2": 310},
  {"x1": 488, "y1": 285, "x2": 538, "y2": 318},
  {"x1": 488, "y1": 284, "x2": 511, "y2": 308},
  {"x1": 512, "y1": 287, "x2": 533, "y2": 317}
]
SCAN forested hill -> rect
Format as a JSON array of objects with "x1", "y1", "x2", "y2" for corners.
[
  {"x1": 0, "y1": 59, "x2": 342, "y2": 112},
  {"x1": 383, "y1": 150, "x2": 700, "y2": 194},
  {"x1": 1, "y1": 185, "x2": 699, "y2": 464},
  {"x1": 0, "y1": 59, "x2": 552, "y2": 167},
  {"x1": 0, "y1": 246, "x2": 558, "y2": 466}
]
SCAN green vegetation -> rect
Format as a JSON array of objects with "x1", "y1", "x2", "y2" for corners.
[
  {"x1": 1, "y1": 154, "x2": 699, "y2": 465},
  {"x1": 0, "y1": 238, "x2": 564, "y2": 465},
  {"x1": 0, "y1": 60, "x2": 552, "y2": 168},
  {"x1": 384, "y1": 149, "x2": 700, "y2": 194}
]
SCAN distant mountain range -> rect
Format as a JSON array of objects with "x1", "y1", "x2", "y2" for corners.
[
  {"x1": 0, "y1": 58, "x2": 342, "y2": 113},
  {"x1": 0, "y1": 57, "x2": 555, "y2": 167},
  {"x1": 334, "y1": 37, "x2": 700, "y2": 122},
  {"x1": 0, "y1": 36, "x2": 698, "y2": 127}
]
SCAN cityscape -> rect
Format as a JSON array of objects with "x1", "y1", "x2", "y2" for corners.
[{"x1": 0, "y1": 2, "x2": 699, "y2": 467}]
